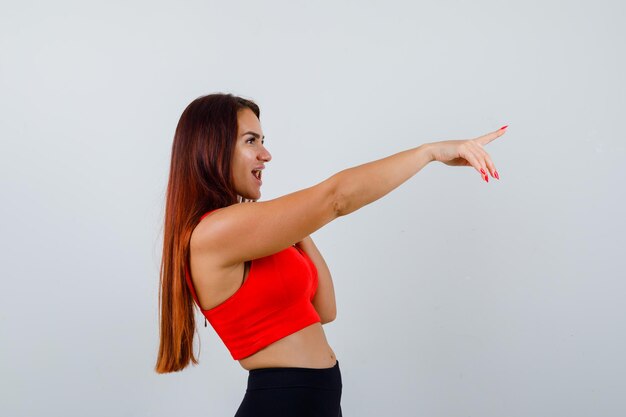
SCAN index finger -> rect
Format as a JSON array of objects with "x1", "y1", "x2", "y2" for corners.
[{"x1": 474, "y1": 125, "x2": 508, "y2": 146}]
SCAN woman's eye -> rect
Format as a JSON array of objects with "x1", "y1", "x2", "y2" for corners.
[{"x1": 246, "y1": 138, "x2": 255, "y2": 144}]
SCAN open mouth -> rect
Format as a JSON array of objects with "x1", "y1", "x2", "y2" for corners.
[{"x1": 251, "y1": 169, "x2": 262, "y2": 183}]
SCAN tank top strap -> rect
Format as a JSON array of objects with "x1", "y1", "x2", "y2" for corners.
[{"x1": 200, "y1": 208, "x2": 220, "y2": 221}]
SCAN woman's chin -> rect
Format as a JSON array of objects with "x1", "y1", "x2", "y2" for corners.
[{"x1": 240, "y1": 191, "x2": 261, "y2": 201}]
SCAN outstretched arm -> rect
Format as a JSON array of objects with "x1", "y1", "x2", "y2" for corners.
[
  {"x1": 194, "y1": 127, "x2": 507, "y2": 267},
  {"x1": 332, "y1": 126, "x2": 507, "y2": 216}
]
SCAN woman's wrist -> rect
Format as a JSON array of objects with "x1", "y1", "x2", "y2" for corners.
[{"x1": 419, "y1": 142, "x2": 436, "y2": 163}]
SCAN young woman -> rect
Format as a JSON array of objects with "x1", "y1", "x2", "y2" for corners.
[{"x1": 155, "y1": 93, "x2": 507, "y2": 416}]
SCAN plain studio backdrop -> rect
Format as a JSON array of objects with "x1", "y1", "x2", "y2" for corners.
[{"x1": 1, "y1": 1, "x2": 625, "y2": 416}]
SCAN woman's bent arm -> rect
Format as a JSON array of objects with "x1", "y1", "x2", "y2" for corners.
[{"x1": 296, "y1": 236, "x2": 337, "y2": 323}]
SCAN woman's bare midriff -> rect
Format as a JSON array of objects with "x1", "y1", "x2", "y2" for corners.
[{"x1": 238, "y1": 322, "x2": 337, "y2": 371}]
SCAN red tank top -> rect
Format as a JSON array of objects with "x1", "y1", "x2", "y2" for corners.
[{"x1": 185, "y1": 210, "x2": 321, "y2": 360}]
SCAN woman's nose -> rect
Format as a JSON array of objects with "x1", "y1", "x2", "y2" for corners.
[{"x1": 259, "y1": 146, "x2": 272, "y2": 162}]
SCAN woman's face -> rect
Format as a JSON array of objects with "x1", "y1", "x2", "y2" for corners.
[{"x1": 232, "y1": 107, "x2": 272, "y2": 201}]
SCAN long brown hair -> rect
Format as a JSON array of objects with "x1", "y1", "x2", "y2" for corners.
[{"x1": 155, "y1": 93, "x2": 260, "y2": 373}]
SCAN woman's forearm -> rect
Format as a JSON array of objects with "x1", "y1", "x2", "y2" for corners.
[{"x1": 330, "y1": 143, "x2": 434, "y2": 216}]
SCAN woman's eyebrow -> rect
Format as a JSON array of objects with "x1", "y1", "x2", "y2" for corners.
[{"x1": 242, "y1": 131, "x2": 265, "y2": 139}]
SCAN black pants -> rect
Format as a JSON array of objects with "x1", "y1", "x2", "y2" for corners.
[{"x1": 234, "y1": 360, "x2": 343, "y2": 417}]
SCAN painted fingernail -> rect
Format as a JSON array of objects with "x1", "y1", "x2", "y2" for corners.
[
  {"x1": 494, "y1": 170, "x2": 500, "y2": 180},
  {"x1": 483, "y1": 174, "x2": 489, "y2": 182},
  {"x1": 480, "y1": 168, "x2": 486, "y2": 175},
  {"x1": 499, "y1": 125, "x2": 508, "y2": 131}
]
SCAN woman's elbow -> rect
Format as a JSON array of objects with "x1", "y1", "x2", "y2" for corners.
[{"x1": 320, "y1": 310, "x2": 337, "y2": 324}]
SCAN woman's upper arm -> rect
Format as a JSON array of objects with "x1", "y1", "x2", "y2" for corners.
[{"x1": 191, "y1": 178, "x2": 339, "y2": 267}]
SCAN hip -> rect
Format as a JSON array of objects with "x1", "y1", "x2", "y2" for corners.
[{"x1": 235, "y1": 360, "x2": 342, "y2": 417}]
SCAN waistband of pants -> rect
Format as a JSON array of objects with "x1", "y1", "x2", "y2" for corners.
[{"x1": 246, "y1": 360, "x2": 342, "y2": 391}]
